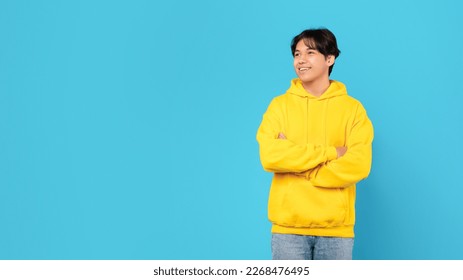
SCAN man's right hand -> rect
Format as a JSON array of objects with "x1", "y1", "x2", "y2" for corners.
[{"x1": 336, "y1": 147, "x2": 347, "y2": 158}]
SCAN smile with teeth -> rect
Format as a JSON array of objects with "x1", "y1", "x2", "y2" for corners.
[{"x1": 299, "y1": 67, "x2": 311, "y2": 71}]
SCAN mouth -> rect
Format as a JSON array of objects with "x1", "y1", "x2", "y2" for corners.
[{"x1": 298, "y1": 67, "x2": 311, "y2": 72}]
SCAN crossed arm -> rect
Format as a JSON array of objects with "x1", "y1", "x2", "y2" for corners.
[
  {"x1": 257, "y1": 102, "x2": 373, "y2": 188},
  {"x1": 278, "y1": 132, "x2": 347, "y2": 158}
]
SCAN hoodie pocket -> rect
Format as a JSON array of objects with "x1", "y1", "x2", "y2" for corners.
[{"x1": 268, "y1": 174, "x2": 347, "y2": 228}]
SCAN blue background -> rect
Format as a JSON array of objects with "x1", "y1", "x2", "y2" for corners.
[{"x1": 1, "y1": 0, "x2": 462, "y2": 259}]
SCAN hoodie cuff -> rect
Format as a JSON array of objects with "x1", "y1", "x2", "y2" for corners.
[{"x1": 327, "y1": 146, "x2": 338, "y2": 161}]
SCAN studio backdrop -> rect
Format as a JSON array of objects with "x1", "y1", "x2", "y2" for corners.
[{"x1": 1, "y1": 0, "x2": 462, "y2": 259}]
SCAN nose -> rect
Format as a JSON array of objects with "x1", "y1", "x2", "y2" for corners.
[{"x1": 297, "y1": 54, "x2": 307, "y2": 63}]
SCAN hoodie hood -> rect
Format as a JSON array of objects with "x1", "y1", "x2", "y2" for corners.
[{"x1": 287, "y1": 78, "x2": 348, "y2": 100}]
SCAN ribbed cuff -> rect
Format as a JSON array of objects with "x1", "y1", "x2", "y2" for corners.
[{"x1": 327, "y1": 146, "x2": 338, "y2": 161}]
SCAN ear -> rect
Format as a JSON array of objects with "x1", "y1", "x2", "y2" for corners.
[{"x1": 326, "y1": 55, "x2": 335, "y2": 66}]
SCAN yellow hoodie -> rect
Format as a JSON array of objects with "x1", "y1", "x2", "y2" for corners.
[{"x1": 256, "y1": 79, "x2": 374, "y2": 237}]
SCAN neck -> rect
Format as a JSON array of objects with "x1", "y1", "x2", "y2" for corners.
[{"x1": 302, "y1": 78, "x2": 331, "y2": 97}]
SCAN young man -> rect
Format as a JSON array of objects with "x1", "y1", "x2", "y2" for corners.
[{"x1": 256, "y1": 28, "x2": 374, "y2": 260}]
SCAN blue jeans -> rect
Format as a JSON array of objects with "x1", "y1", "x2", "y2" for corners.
[{"x1": 272, "y1": 234, "x2": 354, "y2": 260}]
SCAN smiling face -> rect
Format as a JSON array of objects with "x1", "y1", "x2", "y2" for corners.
[{"x1": 293, "y1": 39, "x2": 334, "y2": 90}]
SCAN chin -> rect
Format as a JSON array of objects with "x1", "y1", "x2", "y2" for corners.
[{"x1": 298, "y1": 77, "x2": 315, "y2": 84}]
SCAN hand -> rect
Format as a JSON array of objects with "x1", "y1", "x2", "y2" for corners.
[
  {"x1": 336, "y1": 147, "x2": 347, "y2": 158},
  {"x1": 278, "y1": 132, "x2": 287, "y2": 139}
]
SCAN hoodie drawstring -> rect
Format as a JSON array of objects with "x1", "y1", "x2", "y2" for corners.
[{"x1": 323, "y1": 99, "x2": 329, "y2": 145}]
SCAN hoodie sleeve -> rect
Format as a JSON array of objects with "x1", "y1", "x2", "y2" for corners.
[
  {"x1": 307, "y1": 104, "x2": 374, "y2": 188},
  {"x1": 256, "y1": 98, "x2": 338, "y2": 173}
]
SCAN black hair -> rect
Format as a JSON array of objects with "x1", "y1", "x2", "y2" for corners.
[{"x1": 291, "y1": 28, "x2": 341, "y2": 75}]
